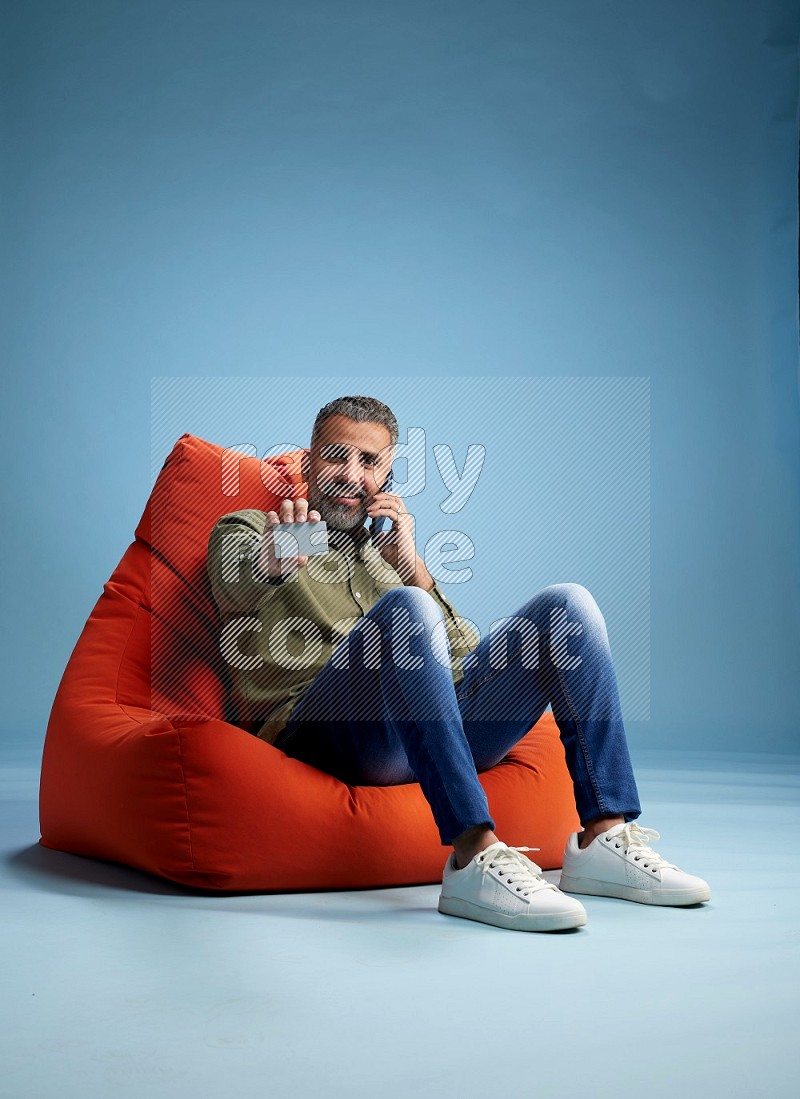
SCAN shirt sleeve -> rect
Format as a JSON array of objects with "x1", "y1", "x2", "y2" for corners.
[
  {"x1": 426, "y1": 579, "x2": 481, "y2": 662},
  {"x1": 206, "y1": 509, "x2": 280, "y2": 615}
]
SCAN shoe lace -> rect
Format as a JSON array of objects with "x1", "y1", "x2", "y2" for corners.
[
  {"x1": 611, "y1": 822, "x2": 678, "y2": 872},
  {"x1": 476, "y1": 845, "x2": 556, "y2": 897}
]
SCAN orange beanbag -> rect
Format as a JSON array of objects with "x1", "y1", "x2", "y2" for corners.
[{"x1": 39, "y1": 433, "x2": 580, "y2": 891}]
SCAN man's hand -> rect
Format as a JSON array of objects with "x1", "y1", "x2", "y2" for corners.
[
  {"x1": 258, "y1": 497, "x2": 321, "y2": 582},
  {"x1": 366, "y1": 490, "x2": 433, "y2": 590}
]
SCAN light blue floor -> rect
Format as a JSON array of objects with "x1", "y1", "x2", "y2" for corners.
[{"x1": 2, "y1": 739, "x2": 799, "y2": 1099}]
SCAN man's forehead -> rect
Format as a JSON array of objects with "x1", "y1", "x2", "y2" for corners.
[
  {"x1": 313, "y1": 417, "x2": 393, "y2": 459},
  {"x1": 316, "y1": 439, "x2": 393, "y2": 461},
  {"x1": 316, "y1": 416, "x2": 390, "y2": 443}
]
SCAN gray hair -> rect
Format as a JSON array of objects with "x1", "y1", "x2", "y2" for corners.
[{"x1": 311, "y1": 395, "x2": 398, "y2": 448}]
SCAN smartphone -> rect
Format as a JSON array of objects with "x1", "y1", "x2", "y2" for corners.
[
  {"x1": 370, "y1": 470, "x2": 395, "y2": 541},
  {"x1": 273, "y1": 520, "x2": 329, "y2": 559}
]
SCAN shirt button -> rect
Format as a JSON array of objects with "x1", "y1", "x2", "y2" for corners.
[{"x1": 355, "y1": 591, "x2": 361, "y2": 598}]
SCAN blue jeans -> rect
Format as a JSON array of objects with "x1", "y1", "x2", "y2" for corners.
[{"x1": 273, "y1": 583, "x2": 642, "y2": 846}]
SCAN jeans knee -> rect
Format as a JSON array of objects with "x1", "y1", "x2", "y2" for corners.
[
  {"x1": 523, "y1": 584, "x2": 607, "y2": 648},
  {"x1": 541, "y1": 583, "x2": 601, "y2": 619},
  {"x1": 373, "y1": 584, "x2": 444, "y2": 624},
  {"x1": 369, "y1": 586, "x2": 450, "y2": 669}
]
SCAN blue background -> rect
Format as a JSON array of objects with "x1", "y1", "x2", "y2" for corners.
[{"x1": 3, "y1": 0, "x2": 798, "y2": 753}]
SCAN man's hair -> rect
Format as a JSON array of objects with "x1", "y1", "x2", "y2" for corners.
[{"x1": 311, "y1": 395, "x2": 398, "y2": 449}]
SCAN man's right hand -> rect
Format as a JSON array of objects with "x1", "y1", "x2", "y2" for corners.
[{"x1": 258, "y1": 497, "x2": 321, "y2": 582}]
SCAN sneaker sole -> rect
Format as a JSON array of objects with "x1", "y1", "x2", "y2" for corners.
[
  {"x1": 559, "y1": 873, "x2": 710, "y2": 906},
  {"x1": 438, "y1": 894, "x2": 587, "y2": 932}
]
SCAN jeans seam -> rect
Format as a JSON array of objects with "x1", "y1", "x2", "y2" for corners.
[
  {"x1": 552, "y1": 651, "x2": 608, "y2": 820},
  {"x1": 383, "y1": 637, "x2": 477, "y2": 840},
  {"x1": 412, "y1": 732, "x2": 469, "y2": 844}
]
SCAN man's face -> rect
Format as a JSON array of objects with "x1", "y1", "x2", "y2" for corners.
[{"x1": 306, "y1": 415, "x2": 394, "y2": 532}]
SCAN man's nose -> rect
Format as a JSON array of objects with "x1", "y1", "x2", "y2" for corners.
[{"x1": 339, "y1": 456, "x2": 365, "y2": 492}]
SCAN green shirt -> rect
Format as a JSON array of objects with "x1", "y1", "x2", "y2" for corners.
[{"x1": 206, "y1": 509, "x2": 480, "y2": 744}]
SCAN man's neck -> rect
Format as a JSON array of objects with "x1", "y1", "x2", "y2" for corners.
[{"x1": 329, "y1": 523, "x2": 369, "y2": 554}]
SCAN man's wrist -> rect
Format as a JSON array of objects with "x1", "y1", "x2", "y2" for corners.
[
  {"x1": 251, "y1": 551, "x2": 285, "y2": 586},
  {"x1": 408, "y1": 562, "x2": 435, "y2": 592}
]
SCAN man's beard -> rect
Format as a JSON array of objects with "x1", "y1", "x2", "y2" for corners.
[{"x1": 308, "y1": 479, "x2": 368, "y2": 532}]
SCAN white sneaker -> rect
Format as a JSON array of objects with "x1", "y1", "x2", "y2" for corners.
[
  {"x1": 559, "y1": 821, "x2": 711, "y2": 906},
  {"x1": 438, "y1": 841, "x2": 587, "y2": 932}
]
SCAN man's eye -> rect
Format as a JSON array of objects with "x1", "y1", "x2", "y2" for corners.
[{"x1": 362, "y1": 457, "x2": 376, "y2": 467}]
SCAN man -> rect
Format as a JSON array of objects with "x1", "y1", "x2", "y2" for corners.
[{"x1": 207, "y1": 394, "x2": 710, "y2": 932}]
